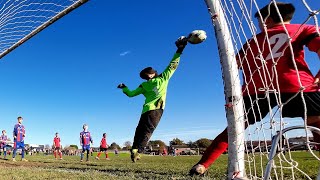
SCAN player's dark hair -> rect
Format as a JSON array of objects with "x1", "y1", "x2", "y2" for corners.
[
  {"x1": 255, "y1": 2, "x2": 295, "y2": 23},
  {"x1": 140, "y1": 67, "x2": 158, "y2": 80},
  {"x1": 2, "y1": 130, "x2": 5, "y2": 133},
  {"x1": 103, "y1": 133, "x2": 106, "y2": 136},
  {"x1": 17, "y1": 116, "x2": 23, "y2": 120}
]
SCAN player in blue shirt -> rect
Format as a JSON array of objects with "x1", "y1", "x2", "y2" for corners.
[
  {"x1": 12, "y1": 116, "x2": 27, "y2": 162},
  {"x1": 80, "y1": 124, "x2": 93, "y2": 162}
]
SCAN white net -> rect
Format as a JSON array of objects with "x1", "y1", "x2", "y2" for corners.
[
  {"x1": 206, "y1": 0, "x2": 320, "y2": 179},
  {"x1": 0, "y1": 0, "x2": 88, "y2": 59}
]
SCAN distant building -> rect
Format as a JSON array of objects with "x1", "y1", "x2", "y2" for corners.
[{"x1": 170, "y1": 145, "x2": 194, "y2": 155}]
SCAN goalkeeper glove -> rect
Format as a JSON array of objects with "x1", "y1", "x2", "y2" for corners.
[
  {"x1": 175, "y1": 36, "x2": 188, "y2": 54},
  {"x1": 117, "y1": 83, "x2": 127, "y2": 89}
]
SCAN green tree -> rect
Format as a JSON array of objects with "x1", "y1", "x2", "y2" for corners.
[
  {"x1": 187, "y1": 140, "x2": 194, "y2": 148},
  {"x1": 109, "y1": 142, "x2": 121, "y2": 150},
  {"x1": 194, "y1": 138, "x2": 212, "y2": 148},
  {"x1": 170, "y1": 138, "x2": 184, "y2": 146},
  {"x1": 69, "y1": 144, "x2": 78, "y2": 149}
]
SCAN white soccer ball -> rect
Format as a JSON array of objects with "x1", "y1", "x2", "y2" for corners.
[{"x1": 187, "y1": 30, "x2": 207, "y2": 44}]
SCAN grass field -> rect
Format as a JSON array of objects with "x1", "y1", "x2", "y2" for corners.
[{"x1": 0, "y1": 151, "x2": 319, "y2": 179}]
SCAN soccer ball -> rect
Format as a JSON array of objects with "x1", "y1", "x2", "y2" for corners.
[{"x1": 187, "y1": 30, "x2": 207, "y2": 44}]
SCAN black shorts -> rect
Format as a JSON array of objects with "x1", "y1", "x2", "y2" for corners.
[
  {"x1": 244, "y1": 92, "x2": 320, "y2": 125},
  {"x1": 100, "y1": 147, "x2": 108, "y2": 152},
  {"x1": 55, "y1": 147, "x2": 61, "y2": 151}
]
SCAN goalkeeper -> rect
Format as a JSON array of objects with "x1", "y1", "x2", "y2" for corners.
[
  {"x1": 117, "y1": 36, "x2": 188, "y2": 162},
  {"x1": 190, "y1": 2, "x2": 320, "y2": 176}
]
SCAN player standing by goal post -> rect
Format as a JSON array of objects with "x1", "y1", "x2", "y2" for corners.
[
  {"x1": 190, "y1": 2, "x2": 320, "y2": 176},
  {"x1": 117, "y1": 37, "x2": 188, "y2": 162}
]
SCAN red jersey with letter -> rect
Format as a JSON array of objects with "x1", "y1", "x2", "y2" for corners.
[{"x1": 239, "y1": 24, "x2": 320, "y2": 95}]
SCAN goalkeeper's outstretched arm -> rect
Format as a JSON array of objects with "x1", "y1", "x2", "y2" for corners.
[
  {"x1": 159, "y1": 53, "x2": 181, "y2": 81},
  {"x1": 159, "y1": 36, "x2": 188, "y2": 80},
  {"x1": 117, "y1": 83, "x2": 143, "y2": 97}
]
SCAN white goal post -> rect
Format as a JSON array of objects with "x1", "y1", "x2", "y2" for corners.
[
  {"x1": 204, "y1": 0, "x2": 246, "y2": 179},
  {"x1": 0, "y1": 0, "x2": 89, "y2": 59},
  {"x1": 204, "y1": 0, "x2": 320, "y2": 179}
]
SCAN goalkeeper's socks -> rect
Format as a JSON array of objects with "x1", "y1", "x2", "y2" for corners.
[{"x1": 198, "y1": 128, "x2": 228, "y2": 168}]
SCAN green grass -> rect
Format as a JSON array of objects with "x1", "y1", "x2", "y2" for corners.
[{"x1": 0, "y1": 151, "x2": 319, "y2": 179}]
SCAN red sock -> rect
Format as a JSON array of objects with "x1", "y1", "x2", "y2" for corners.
[
  {"x1": 59, "y1": 152, "x2": 62, "y2": 158},
  {"x1": 106, "y1": 153, "x2": 108, "y2": 158},
  {"x1": 97, "y1": 152, "x2": 101, "y2": 157},
  {"x1": 198, "y1": 128, "x2": 228, "y2": 168},
  {"x1": 54, "y1": 151, "x2": 57, "y2": 158}
]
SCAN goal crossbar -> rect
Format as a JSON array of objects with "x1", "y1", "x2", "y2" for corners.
[{"x1": 0, "y1": 0, "x2": 89, "y2": 59}]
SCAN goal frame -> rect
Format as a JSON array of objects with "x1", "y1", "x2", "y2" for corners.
[
  {"x1": 205, "y1": 0, "x2": 246, "y2": 179},
  {"x1": 0, "y1": 0, "x2": 89, "y2": 59}
]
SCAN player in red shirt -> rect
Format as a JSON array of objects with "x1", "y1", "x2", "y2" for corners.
[
  {"x1": 53, "y1": 132, "x2": 62, "y2": 160},
  {"x1": 190, "y1": 2, "x2": 320, "y2": 175},
  {"x1": 95, "y1": 133, "x2": 109, "y2": 160}
]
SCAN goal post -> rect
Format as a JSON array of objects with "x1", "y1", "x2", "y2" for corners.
[
  {"x1": 204, "y1": 0, "x2": 246, "y2": 179},
  {"x1": 204, "y1": 0, "x2": 320, "y2": 179},
  {"x1": 0, "y1": 0, "x2": 89, "y2": 59},
  {"x1": 264, "y1": 126, "x2": 320, "y2": 180}
]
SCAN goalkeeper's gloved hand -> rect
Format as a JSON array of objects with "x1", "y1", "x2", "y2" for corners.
[
  {"x1": 175, "y1": 36, "x2": 188, "y2": 54},
  {"x1": 117, "y1": 83, "x2": 127, "y2": 89}
]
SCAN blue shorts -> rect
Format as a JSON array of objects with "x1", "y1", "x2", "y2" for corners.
[
  {"x1": 82, "y1": 145, "x2": 90, "y2": 151},
  {"x1": 14, "y1": 141, "x2": 25, "y2": 149}
]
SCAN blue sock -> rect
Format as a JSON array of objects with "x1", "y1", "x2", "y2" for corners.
[
  {"x1": 21, "y1": 149, "x2": 25, "y2": 158},
  {"x1": 86, "y1": 150, "x2": 89, "y2": 160},
  {"x1": 13, "y1": 149, "x2": 16, "y2": 158}
]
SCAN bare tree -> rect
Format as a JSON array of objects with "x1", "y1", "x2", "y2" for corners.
[
  {"x1": 45, "y1": 144, "x2": 50, "y2": 149},
  {"x1": 123, "y1": 141, "x2": 132, "y2": 150}
]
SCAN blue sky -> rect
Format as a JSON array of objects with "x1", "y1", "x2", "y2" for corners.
[{"x1": 0, "y1": 0, "x2": 319, "y2": 147}]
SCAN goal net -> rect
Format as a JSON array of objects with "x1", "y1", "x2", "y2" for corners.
[
  {"x1": 0, "y1": 0, "x2": 88, "y2": 59},
  {"x1": 205, "y1": 0, "x2": 320, "y2": 179}
]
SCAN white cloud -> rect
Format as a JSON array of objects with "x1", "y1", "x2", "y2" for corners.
[{"x1": 120, "y1": 51, "x2": 131, "y2": 56}]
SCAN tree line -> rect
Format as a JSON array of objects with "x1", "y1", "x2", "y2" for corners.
[{"x1": 60, "y1": 138, "x2": 212, "y2": 151}]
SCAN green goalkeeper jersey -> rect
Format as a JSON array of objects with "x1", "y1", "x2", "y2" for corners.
[{"x1": 122, "y1": 53, "x2": 181, "y2": 114}]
